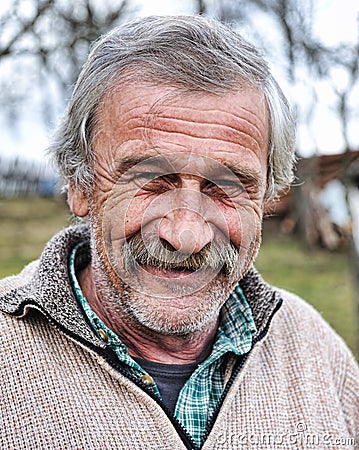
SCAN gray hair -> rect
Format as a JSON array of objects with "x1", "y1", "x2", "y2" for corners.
[{"x1": 48, "y1": 15, "x2": 296, "y2": 201}]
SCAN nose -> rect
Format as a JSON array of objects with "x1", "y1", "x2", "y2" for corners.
[
  {"x1": 158, "y1": 206, "x2": 214, "y2": 254},
  {"x1": 158, "y1": 207, "x2": 213, "y2": 254}
]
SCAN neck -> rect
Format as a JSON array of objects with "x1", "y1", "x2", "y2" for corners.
[{"x1": 78, "y1": 265, "x2": 218, "y2": 364}]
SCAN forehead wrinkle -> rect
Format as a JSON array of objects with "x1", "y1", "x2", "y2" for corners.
[
  {"x1": 155, "y1": 105, "x2": 266, "y2": 143},
  {"x1": 148, "y1": 107, "x2": 267, "y2": 153},
  {"x1": 238, "y1": 104, "x2": 267, "y2": 130},
  {"x1": 97, "y1": 96, "x2": 146, "y2": 128},
  {"x1": 134, "y1": 126, "x2": 262, "y2": 156},
  {"x1": 97, "y1": 87, "x2": 268, "y2": 151},
  {"x1": 95, "y1": 86, "x2": 269, "y2": 178},
  {"x1": 105, "y1": 113, "x2": 262, "y2": 153}
]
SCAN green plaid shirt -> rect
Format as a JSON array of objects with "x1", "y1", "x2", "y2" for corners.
[{"x1": 69, "y1": 243, "x2": 256, "y2": 447}]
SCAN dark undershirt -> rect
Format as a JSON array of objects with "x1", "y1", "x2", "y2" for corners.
[{"x1": 133, "y1": 357, "x2": 200, "y2": 414}]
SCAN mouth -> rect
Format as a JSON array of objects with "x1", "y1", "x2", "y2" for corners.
[
  {"x1": 121, "y1": 234, "x2": 239, "y2": 280},
  {"x1": 139, "y1": 263, "x2": 198, "y2": 279}
]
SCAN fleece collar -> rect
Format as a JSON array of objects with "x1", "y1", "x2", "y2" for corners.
[{"x1": 0, "y1": 225, "x2": 282, "y2": 349}]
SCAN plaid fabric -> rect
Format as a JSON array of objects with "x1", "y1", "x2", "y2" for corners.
[{"x1": 69, "y1": 243, "x2": 256, "y2": 447}]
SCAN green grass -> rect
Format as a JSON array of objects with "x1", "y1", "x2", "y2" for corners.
[
  {"x1": 0, "y1": 196, "x2": 358, "y2": 359},
  {"x1": 256, "y1": 232, "x2": 358, "y2": 359},
  {"x1": 0, "y1": 196, "x2": 71, "y2": 275}
]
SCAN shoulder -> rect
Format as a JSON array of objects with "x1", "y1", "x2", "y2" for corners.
[
  {"x1": 275, "y1": 287, "x2": 330, "y2": 326},
  {"x1": 272, "y1": 287, "x2": 356, "y2": 362},
  {"x1": 250, "y1": 287, "x2": 358, "y2": 436},
  {"x1": 0, "y1": 260, "x2": 39, "y2": 295},
  {"x1": 0, "y1": 261, "x2": 40, "y2": 315},
  {"x1": 0, "y1": 225, "x2": 90, "y2": 316},
  {"x1": 268, "y1": 288, "x2": 359, "y2": 409},
  {"x1": 0, "y1": 259, "x2": 48, "y2": 354},
  {"x1": 275, "y1": 288, "x2": 352, "y2": 351}
]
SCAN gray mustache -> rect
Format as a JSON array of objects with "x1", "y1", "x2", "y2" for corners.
[{"x1": 122, "y1": 233, "x2": 240, "y2": 276}]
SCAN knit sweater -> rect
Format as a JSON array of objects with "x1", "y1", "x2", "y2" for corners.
[{"x1": 0, "y1": 225, "x2": 358, "y2": 450}]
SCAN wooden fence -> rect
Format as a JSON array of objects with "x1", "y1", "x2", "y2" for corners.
[{"x1": 0, "y1": 156, "x2": 59, "y2": 197}]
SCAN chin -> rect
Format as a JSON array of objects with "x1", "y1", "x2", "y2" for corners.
[{"x1": 119, "y1": 276, "x2": 228, "y2": 336}]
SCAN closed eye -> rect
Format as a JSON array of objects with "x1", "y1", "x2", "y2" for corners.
[
  {"x1": 133, "y1": 172, "x2": 180, "y2": 192},
  {"x1": 201, "y1": 179, "x2": 245, "y2": 199}
]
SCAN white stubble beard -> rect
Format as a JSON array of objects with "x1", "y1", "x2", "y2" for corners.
[{"x1": 88, "y1": 224, "x2": 261, "y2": 337}]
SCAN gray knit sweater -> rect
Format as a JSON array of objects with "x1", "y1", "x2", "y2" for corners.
[{"x1": 0, "y1": 226, "x2": 358, "y2": 449}]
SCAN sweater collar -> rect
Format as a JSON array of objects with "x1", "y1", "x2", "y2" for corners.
[{"x1": 0, "y1": 225, "x2": 282, "y2": 348}]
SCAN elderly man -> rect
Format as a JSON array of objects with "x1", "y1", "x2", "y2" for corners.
[{"x1": 0, "y1": 15, "x2": 358, "y2": 450}]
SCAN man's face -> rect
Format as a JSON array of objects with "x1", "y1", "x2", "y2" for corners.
[{"x1": 80, "y1": 83, "x2": 269, "y2": 336}]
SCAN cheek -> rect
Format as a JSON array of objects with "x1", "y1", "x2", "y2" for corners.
[
  {"x1": 98, "y1": 189, "x2": 157, "y2": 244},
  {"x1": 122, "y1": 198, "x2": 150, "y2": 237},
  {"x1": 221, "y1": 201, "x2": 263, "y2": 249}
]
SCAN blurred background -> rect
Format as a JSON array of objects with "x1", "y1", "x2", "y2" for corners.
[{"x1": 0, "y1": 0, "x2": 358, "y2": 358}]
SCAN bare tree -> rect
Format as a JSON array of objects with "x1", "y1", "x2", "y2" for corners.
[{"x1": 0, "y1": 0, "x2": 131, "y2": 123}]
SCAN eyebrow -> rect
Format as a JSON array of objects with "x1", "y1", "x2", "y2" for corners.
[
  {"x1": 114, "y1": 153, "x2": 169, "y2": 175},
  {"x1": 215, "y1": 159, "x2": 264, "y2": 189}
]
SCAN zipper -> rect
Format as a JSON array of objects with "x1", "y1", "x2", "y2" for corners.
[
  {"x1": 99, "y1": 346, "x2": 200, "y2": 450},
  {"x1": 200, "y1": 296, "x2": 283, "y2": 447}
]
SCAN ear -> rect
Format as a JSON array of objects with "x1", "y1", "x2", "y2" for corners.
[{"x1": 67, "y1": 182, "x2": 89, "y2": 217}]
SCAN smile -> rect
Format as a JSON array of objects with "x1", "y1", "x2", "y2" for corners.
[{"x1": 139, "y1": 263, "x2": 200, "y2": 279}]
